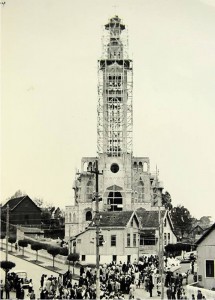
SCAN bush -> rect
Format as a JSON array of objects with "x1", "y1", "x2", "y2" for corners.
[
  {"x1": 59, "y1": 247, "x2": 68, "y2": 256},
  {"x1": 47, "y1": 246, "x2": 60, "y2": 268},
  {"x1": 31, "y1": 242, "x2": 43, "y2": 261},
  {"x1": 8, "y1": 237, "x2": 16, "y2": 251},
  {"x1": 18, "y1": 240, "x2": 28, "y2": 256},
  {"x1": 0, "y1": 260, "x2": 16, "y2": 281}
]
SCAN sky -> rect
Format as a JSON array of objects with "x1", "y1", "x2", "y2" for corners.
[{"x1": 1, "y1": 0, "x2": 215, "y2": 221}]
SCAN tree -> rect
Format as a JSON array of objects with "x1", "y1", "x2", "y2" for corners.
[
  {"x1": 33, "y1": 197, "x2": 44, "y2": 207},
  {"x1": 8, "y1": 237, "x2": 16, "y2": 252},
  {"x1": 7, "y1": 190, "x2": 26, "y2": 200},
  {"x1": 41, "y1": 208, "x2": 52, "y2": 227},
  {"x1": 170, "y1": 205, "x2": 193, "y2": 239},
  {"x1": 162, "y1": 191, "x2": 173, "y2": 210},
  {"x1": 67, "y1": 253, "x2": 80, "y2": 279},
  {"x1": 47, "y1": 246, "x2": 60, "y2": 268},
  {"x1": 199, "y1": 216, "x2": 212, "y2": 228},
  {"x1": 0, "y1": 260, "x2": 16, "y2": 282},
  {"x1": 18, "y1": 240, "x2": 28, "y2": 256},
  {"x1": 31, "y1": 242, "x2": 43, "y2": 262}
]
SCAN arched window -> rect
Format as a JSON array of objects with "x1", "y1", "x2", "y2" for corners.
[
  {"x1": 83, "y1": 162, "x2": 88, "y2": 172},
  {"x1": 138, "y1": 179, "x2": 144, "y2": 201},
  {"x1": 87, "y1": 179, "x2": 94, "y2": 200},
  {"x1": 87, "y1": 162, "x2": 92, "y2": 172},
  {"x1": 143, "y1": 162, "x2": 148, "y2": 172},
  {"x1": 73, "y1": 213, "x2": 76, "y2": 223},
  {"x1": 69, "y1": 213, "x2": 72, "y2": 222},
  {"x1": 107, "y1": 185, "x2": 123, "y2": 211},
  {"x1": 86, "y1": 211, "x2": 92, "y2": 221}
]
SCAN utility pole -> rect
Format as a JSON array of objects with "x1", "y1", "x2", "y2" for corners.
[
  {"x1": 89, "y1": 159, "x2": 103, "y2": 300},
  {"x1": 153, "y1": 167, "x2": 164, "y2": 300},
  {"x1": 69, "y1": 226, "x2": 71, "y2": 255},
  {"x1": 159, "y1": 206, "x2": 164, "y2": 300},
  {"x1": 6, "y1": 204, "x2": 9, "y2": 261}
]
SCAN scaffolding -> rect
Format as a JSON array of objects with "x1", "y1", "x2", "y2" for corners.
[{"x1": 97, "y1": 16, "x2": 133, "y2": 156}]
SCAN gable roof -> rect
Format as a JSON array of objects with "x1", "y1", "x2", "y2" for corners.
[
  {"x1": 90, "y1": 211, "x2": 138, "y2": 228},
  {"x1": 136, "y1": 209, "x2": 166, "y2": 228},
  {"x1": 2, "y1": 195, "x2": 41, "y2": 211},
  {"x1": 196, "y1": 222, "x2": 215, "y2": 245}
]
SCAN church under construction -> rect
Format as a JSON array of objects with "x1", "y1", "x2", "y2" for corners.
[{"x1": 65, "y1": 16, "x2": 165, "y2": 240}]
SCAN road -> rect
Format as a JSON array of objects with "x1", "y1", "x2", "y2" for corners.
[
  {"x1": 0, "y1": 248, "x2": 193, "y2": 300},
  {"x1": 0, "y1": 250, "x2": 60, "y2": 299}
]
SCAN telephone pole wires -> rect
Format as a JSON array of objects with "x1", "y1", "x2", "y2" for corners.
[{"x1": 88, "y1": 159, "x2": 103, "y2": 300}]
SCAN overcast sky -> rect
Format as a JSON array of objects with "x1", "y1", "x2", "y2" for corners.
[{"x1": 1, "y1": 0, "x2": 215, "y2": 221}]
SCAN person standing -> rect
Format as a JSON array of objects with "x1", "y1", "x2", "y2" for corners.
[
  {"x1": 0, "y1": 280, "x2": 4, "y2": 299},
  {"x1": 148, "y1": 274, "x2": 154, "y2": 297},
  {"x1": 4, "y1": 281, "x2": 10, "y2": 300},
  {"x1": 19, "y1": 288, "x2": 25, "y2": 299},
  {"x1": 29, "y1": 289, "x2": 36, "y2": 300}
]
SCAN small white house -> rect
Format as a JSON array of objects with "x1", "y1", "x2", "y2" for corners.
[
  {"x1": 74, "y1": 211, "x2": 140, "y2": 265},
  {"x1": 196, "y1": 223, "x2": 215, "y2": 290},
  {"x1": 137, "y1": 209, "x2": 177, "y2": 255}
]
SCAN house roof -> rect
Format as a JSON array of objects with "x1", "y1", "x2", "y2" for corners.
[
  {"x1": 3, "y1": 196, "x2": 28, "y2": 210},
  {"x1": 2, "y1": 195, "x2": 41, "y2": 211},
  {"x1": 18, "y1": 226, "x2": 44, "y2": 234},
  {"x1": 196, "y1": 222, "x2": 215, "y2": 245},
  {"x1": 136, "y1": 209, "x2": 166, "y2": 228},
  {"x1": 189, "y1": 224, "x2": 210, "y2": 234},
  {"x1": 90, "y1": 211, "x2": 137, "y2": 228}
]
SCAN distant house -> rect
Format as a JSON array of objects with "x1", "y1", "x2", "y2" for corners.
[
  {"x1": 137, "y1": 208, "x2": 177, "y2": 255},
  {"x1": 2, "y1": 195, "x2": 41, "y2": 226},
  {"x1": 74, "y1": 211, "x2": 140, "y2": 265},
  {"x1": 17, "y1": 226, "x2": 44, "y2": 240},
  {"x1": 188, "y1": 224, "x2": 210, "y2": 243}
]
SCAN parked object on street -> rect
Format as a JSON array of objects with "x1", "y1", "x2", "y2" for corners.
[{"x1": 8, "y1": 269, "x2": 30, "y2": 289}]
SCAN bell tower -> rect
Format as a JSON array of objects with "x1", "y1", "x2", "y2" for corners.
[{"x1": 97, "y1": 16, "x2": 133, "y2": 157}]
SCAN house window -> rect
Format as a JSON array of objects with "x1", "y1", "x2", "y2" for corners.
[
  {"x1": 133, "y1": 234, "x2": 137, "y2": 247},
  {"x1": 127, "y1": 233, "x2": 130, "y2": 247},
  {"x1": 168, "y1": 233, "x2": 170, "y2": 244},
  {"x1": 164, "y1": 218, "x2": 167, "y2": 227},
  {"x1": 111, "y1": 235, "x2": 116, "y2": 246},
  {"x1": 144, "y1": 237, "x2": 156, "y2": 245},
  {"x1": 82, "y1": 255, "x2": 86, "y2": 261},
  {"x1": 140, "y1": 234, "x2": 144, "y2": 246},
  {"x1": 77, "y1": 239, "x2": 81, "y2": 244},
  {"x1": 206, "y1": 260, "x2": 214, "y2": 277},
  {"x1": 164, "y1": 233, "x2": 167, "y2": 245}
]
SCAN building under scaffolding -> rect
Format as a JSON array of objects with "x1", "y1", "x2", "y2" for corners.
[{"x1": 65, "y1": 16, "x2": 165, "y2": 240}]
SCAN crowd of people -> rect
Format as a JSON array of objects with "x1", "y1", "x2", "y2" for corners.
[
  {"x1": 0, "y1": 254, "x2": 202, "y2": 299},
  {"x1": 37, "y1": 256, "x2": 161, "y2": 299}
]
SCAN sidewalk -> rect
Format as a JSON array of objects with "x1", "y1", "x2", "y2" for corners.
[{"x1": 1, "y1": 243, "x2": 79, "y2": 278}]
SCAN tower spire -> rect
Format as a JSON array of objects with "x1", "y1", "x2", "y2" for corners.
[{"x1": 97, "y1": 16, "x2": 133, "y2": 157}]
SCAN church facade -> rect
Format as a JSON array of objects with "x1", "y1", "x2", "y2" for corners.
[{"x1": 65, "y1": 16, "x2": 164, "y2": 240}]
